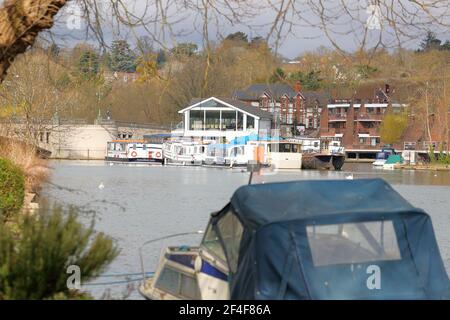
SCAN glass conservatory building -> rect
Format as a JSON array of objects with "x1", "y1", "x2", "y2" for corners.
[{"x1": 177, "y1": 97, "x2": 273, "y2": 143}]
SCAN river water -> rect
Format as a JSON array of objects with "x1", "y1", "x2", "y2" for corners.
[{"x1": 42, "y1": 161, "x2": 450, "y2": 299}]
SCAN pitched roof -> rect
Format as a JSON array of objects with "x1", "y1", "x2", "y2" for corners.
[
  {"x1": 302, "y1": 91, "x2": 331, "y2": 107},
  {"x1": 182, "y1": 97, "x2": 273, "y2": 120},
  {"x1": 234, "y1": 83, "x2": 299, "y2": 100}
]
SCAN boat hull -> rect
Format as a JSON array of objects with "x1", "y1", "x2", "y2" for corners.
[{"x1": 302, "y1": 154, "x2": 345, "y2": 170}]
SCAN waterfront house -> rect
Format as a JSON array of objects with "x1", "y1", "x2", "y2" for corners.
[
  {"x1": 176, "y1": 97, "x2": 273, "y2": 143},
  {"x1": 320, "y1": 84, "x2": 407, "y2": 154},
  {"x1": 233, "y1": 82, "x2": 329, "y2": 136}
]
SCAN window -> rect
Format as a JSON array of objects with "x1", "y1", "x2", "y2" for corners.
[
  {"x1": 217, "y1": 211, "x2": 244, "y2": 273},
  {"x1": 222, "y1": 110, "x2": 237, "y2": 130},
  {"x1": 155, "y1": 267, "x2": 179, "y2": 295},
  {"x1": 371, "y1": 138, "x2": 377, "y2": 147},
  {"x1": 306, "y1": 220, "x2": 401, "y2": 266},
  {"x1": 202, "y1": 223, "x2": 226, "y2": 262},
  {"x1": 247, "y1": 116, "x2": 255, "y2": 130},
  {"x1": 237, "y1": 112, "x2": 244, "y2": 131},
  {"x1": 190, "y1": 110, "x2": 204, "y2": 130},
  {"x1": 155, "y1": 267, "x2": 201, "y2": 299},
  {"x1": 205, "y1": 110, "x2": 221, "y2": 130}
]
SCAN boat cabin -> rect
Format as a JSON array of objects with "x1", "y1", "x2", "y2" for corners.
[{"x1": 207, "y1": 179, "x2": 449, "y2": 299}]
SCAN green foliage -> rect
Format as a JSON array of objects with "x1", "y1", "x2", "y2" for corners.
[
  {"x1": 381, "y1": 114, "x2": 407, "y2": 144},
  {"x1": 269, "y1": 67, "x2": 286, "y2": 83},
  {"x1": 171, "y1": 43, "x2": 198, "y2": 57},
  {"x1": 419, "y1": 31, "x2": 447, "y2": 52},
  {"x1": 110, "y1": 40, "x2": 137, "y2": 72},
  {"x1": 356, "y1": 64, "x2": 378, "y2": 79},
  {"x1": 156, "y1": 49, "x2": 167, "y2": 67},
  {"x1": 0, "y1": 206, "x2": 119, "y2": 300},
  {"x1": 289, "y1": 70, "x2": 323, "y2": 90},
  {"x1": 78, "y1": 51, "x2": 100, "y2": 79},
  {"x1": 0, "y1": 158, "x2": 25, "y2": 220},
  {"x1": 380, "y1": 112, "x2": 408, "y2": 144},
  {"x1": 225, "y1": 32, "x2": 248, "y2": 43}
]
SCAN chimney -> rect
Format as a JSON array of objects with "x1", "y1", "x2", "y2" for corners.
[{"x1": 295, "y1": 81, "x2": 302, "y2": 93}]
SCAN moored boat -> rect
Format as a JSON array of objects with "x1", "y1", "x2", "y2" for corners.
[
  {"x1": 373, "y1": 146, "x2": 397, "y2": 167},
  {"x1": 105, "y1": 139, "x2": 163, "y2": 163},
  {"x1": 139, "y1": 178, "x2": 450, "y2": 300},
  {"x1": 162, "y1": 141, "x2": 207, "y2": 166},
  {"x1": 267, "y1": 142, "x2": 303, "y2": 169},
  {"x1": 302, "y1": 153, "x2": 345, "y2": 170}
]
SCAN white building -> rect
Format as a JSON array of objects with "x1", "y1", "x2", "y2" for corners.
[{"x1": 176, "y1": 97, "x2": 273, "y2": 143}]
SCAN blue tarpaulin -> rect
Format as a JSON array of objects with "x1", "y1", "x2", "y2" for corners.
[{"x1": 210, "y1": 179, "x2": 450, "y2": 300}]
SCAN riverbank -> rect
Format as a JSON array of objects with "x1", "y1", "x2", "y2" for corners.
[{"x1": 396, "y1": 163, "x2": 450, "y2": 171}]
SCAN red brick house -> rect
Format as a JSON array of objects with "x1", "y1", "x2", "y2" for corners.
[{"x1": 233, "y1": 82, "x2": 329, "y2": 136}]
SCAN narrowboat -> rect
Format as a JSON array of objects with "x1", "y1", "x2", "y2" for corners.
[
  {"x1": 105, "y1": 140, "x2": 163, "y2": 163},
  {"x1": 139, "y1": 178, "x2": 449, "y2": 300}
]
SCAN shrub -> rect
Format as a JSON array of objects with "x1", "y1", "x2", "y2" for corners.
[
  {"x1": 0, "y1": 158, "x2": 25, "y2": 220},
  {"x1": 380, "y1": 112, "x2": 408, "y2": 145},
  {"x1": 0, "y1": 206, "x2": 119, "y2": 300}
]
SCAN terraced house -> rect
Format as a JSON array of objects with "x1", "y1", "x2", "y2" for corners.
[{"x1": 233, "y1": 82, "x2": 329, "y2": 136}]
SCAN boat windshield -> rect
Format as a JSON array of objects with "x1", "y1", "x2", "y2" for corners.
[
  {"x1": 306, "y1": 220, "x2": 401, "y2": 266},
  {"x1": 201, "y1": 210, "x2": 244, "y2": 272},
  {"x1": 201, "y1": 223, "x2": 227, "y2": 262}
]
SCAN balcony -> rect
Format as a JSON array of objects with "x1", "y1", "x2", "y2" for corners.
[
  {"x1": 357, "y1": 113, "x2": 384, "y2": 121},
  {"x1": 321, "y1": 127, "x2": 346, "y2": 136},
  {"x1": 328, "y1": 114, "x2": 348, "y2": 121}
]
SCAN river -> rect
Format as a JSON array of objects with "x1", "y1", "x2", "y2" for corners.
[{"x1": 41, "y1": 161, "x2": 450, "y2": 299}]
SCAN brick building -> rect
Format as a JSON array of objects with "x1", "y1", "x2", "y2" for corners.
[
  {"x1": 233, "y1": 82, "x2": 329, "y2": 136},
  {"x1": 320, "y1": 84, "x2": 407, "y2": 150}
]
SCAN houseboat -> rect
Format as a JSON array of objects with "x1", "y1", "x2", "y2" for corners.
[
  {"x1": 139, "y1": 179, "x2": 450, "y2": 300},
  {"x1": 105, "y1": 140, "x2": 163, "y2": 163},
  {"x1": 267, "y1": 142, "x2": 303, "y2": 169},
  {"x1": 203, "y1": 144, "x2": 259, "y2": 167},
  {"x1": 162, "y1": 140, "x2": 207, "y2": 166}
]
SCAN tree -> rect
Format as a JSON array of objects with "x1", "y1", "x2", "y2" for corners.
[
  {"x1": 0, "y1": 0, "x2": 67, "y2": 82},
  {"x1": 225, "y1": 32, "x2": 248, "y2": 43},
  {"x1": 0, "y1": 206, "x2": 119, "y2": 300},
  {"x1": 380, "y1": 112, "x2": 408, "y2": 144},
  {"x1": 289, "y1": 70, "x2": 323, "y2": 90},
  {"x1": 156, "y1": 49, "x2": 167, "y2": 67},
  {"x1": 78, "y1": 50, "x2": 100, "y2": 79},
  {"x1": 419, "y1": 31, "x2": 442, "y2": 51},
  {"x1": 269, "y1": 68, "x2": 286, "y2": 83},
  {"x1": 110, "y1": 40, "x2": 137, "y2": 73},
  {"x1": 171, "y1": 43, "x2": 198, "y2": 57}
]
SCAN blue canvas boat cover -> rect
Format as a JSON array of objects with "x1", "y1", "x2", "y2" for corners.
[{"x1": 210, "y1": 179, "x2": 449, "y2": 300}]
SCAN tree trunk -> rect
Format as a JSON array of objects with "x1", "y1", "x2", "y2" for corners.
[{"x1": 0, "y1": 0, "x2": 67, "y2": 83}]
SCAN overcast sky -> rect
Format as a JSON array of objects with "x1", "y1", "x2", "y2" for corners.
[{"x1": 12, "y1": 0, "x2": 449, "y2": 58}]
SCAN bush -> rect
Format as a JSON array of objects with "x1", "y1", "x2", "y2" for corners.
[
  {"x1": 0, "y1": 206, "x2": 119, "y2": 300},
  {"x1": 0, "y1": 158, "x2": 25, "y2": 220}
]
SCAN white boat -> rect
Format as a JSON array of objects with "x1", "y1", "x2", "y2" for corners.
[
  {"x1": 162, "y1": 141, "x2": 207, "y2": 166},
  {"x1": 139, "y1": 227, "x2": 230, "y2": 300},
  {"x1": 106, "y1": 140, "x2": 163, "y2": 163},
  {"x1": 373, "y1": 146, "x2": 396, "y2": 167},
  {"x1": 267, "y1": 142, "x2": 303, "y2": 169},
  {"x1": 204, "y1": 144, "x2": 258, "y2": 167}
]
